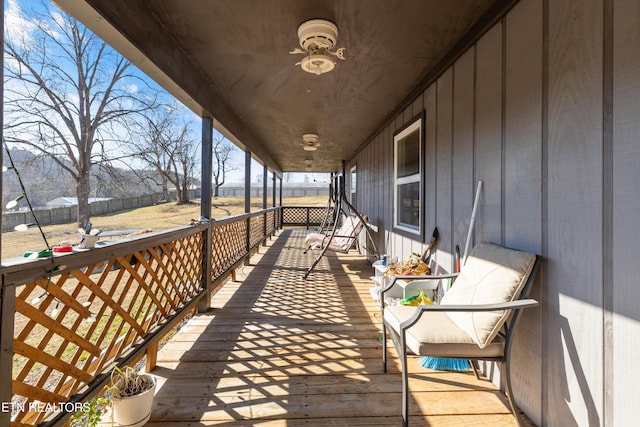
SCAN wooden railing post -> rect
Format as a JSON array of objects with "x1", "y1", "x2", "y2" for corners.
[
  {"x1": 263, "y1": 212, "x2": 268, "y2": 246},
  {"x1": 245, "y1": 217, "x2": 251, "y2": 265},
  {"x1": 198, "y1": 224, "x2": 213, "y2": 313},
  {"x1": 0, "y1": 280, "x2": 16, "y2": 426},
  {"x1": 145, "y1": 341, "x2": 158, "y2": 372},
  {"x1": 280, "y1": 207, "x2": 284, "y2": 229},
  {"x1": 274, "y1": 208, "x2": 278, "y2": 235}
]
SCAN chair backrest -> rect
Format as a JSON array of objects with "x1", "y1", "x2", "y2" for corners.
[
  {"x1": 331, "y1": 215, "x2": 364, "y2": 251},
  {"x1": 439, "y1": 243, "x2": 537, "y2": 348}
]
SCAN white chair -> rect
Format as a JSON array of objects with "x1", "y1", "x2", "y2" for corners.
[{"x1": 382, "y1": 242, "x2": 540, "y2": 427}]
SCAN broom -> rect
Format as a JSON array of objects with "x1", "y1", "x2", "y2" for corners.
[{"x1": 420, "y1": 181, "x2": 483, "y2": 371}]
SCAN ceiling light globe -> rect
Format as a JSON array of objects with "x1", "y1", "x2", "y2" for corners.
[{"x1": 300, "y1": 54, "x2": 335, "y2": 75}]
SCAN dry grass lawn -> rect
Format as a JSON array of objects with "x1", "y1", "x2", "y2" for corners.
[{"x1": 2, "y1": 195, "x2": 327, "y2": 259}]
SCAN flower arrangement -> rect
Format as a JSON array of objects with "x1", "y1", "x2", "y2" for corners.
[{"x1": 383, "y1": 252, "x2": 430, "y2": 279}]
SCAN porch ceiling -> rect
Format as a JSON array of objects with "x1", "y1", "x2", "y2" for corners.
[{"x1": 54, "y1": 0, "x2": 502, "y2": 174}]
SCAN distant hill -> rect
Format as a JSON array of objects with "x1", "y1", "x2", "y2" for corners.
[{"x1": 2, "y1": 148, "x2": 176, "y2": 209}]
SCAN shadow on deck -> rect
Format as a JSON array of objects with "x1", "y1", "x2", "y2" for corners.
[{"x1": 144, "y1": 229, "x2": 532, "y2": 426}]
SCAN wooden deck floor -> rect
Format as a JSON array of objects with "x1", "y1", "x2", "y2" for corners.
[{"x1": 144, "y1": 229, "x2": 534, "y2": 426}]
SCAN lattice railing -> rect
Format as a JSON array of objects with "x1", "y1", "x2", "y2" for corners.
[
  {"x1": 1, "y1": 208, "x2": 282, "y2": 426},
  {"x1": 210, "y1": 218, "x2": 247, "y2": 279},
  {"x1": 7, "y1": 230, "x2": 204, "y2": 426},
  {"x1": 249, "y1": 214, "x2": 265, "y2": 249},
  {"x1": 266, "y1": 209, "x2": 276, "y2": 236},
  {"x1": 281, "y1": 206, "x2": 334, "y2": 227}
]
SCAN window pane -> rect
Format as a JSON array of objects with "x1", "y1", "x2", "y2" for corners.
[
  {"x1": 351, "y1": 168, "x2": 357, "y2": 192},
  {"x1": 397, "y1": 130, "x2": 420, "y2": 178},
  {"x1": 393, "y1": 116, "x2": 422, "y2": 236},
  {"x1": 397, "y1": 181, "x2": 420, "y2": 228},
  {"x1": 350, "y1": 167, "x2": 357, "y2": 208}
]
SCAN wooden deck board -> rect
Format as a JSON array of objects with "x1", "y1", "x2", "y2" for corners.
[{"x1": 141, "y1": 229, "x2": 534, "y2": 426}]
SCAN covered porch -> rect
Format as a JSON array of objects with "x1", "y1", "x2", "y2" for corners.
[
  {"x1": 3, "y1": 0, "x2": 640, "y2": 425},
  {"x1": 146, "y1": 229, "x2": 532, "y2": 426}
]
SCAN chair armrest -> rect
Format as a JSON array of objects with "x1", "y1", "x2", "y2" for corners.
[
  {"x1": 380, "y1": 273, "x2": 459, "y2": 295},
  {"x1": 399, "y1": 299, "x2": 539, "y2": 331}
]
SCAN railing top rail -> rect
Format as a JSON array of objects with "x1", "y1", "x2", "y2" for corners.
[
  {"x1": 210, "y1": 207, "x2": 278, "y2": 227},
  {"x1": 0, "y1": 224, "x2": 208, "y2": 287}
]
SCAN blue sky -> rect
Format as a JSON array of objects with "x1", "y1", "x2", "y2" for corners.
[{"x1": 3, "y1": 0, "x2": 328, "y2": 184}]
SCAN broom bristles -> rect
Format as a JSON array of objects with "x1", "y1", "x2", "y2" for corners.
[{"x1": 420, "y1": 356, "x2": 470, "y2": 371}]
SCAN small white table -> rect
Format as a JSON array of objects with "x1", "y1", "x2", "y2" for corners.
[{"x1": 370, "y1": 262, "x2": 440, "y2": 304}]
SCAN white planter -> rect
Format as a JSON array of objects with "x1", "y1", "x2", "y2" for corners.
[
  {"x1": 112, "y1": 374, "x2": 156, "y2": 427},
  {"x1": 79, "y1": 234, "x2": 99, "y2": 248}
]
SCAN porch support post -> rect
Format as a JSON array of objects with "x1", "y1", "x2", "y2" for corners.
[
  {"x1": 244, "y1": 151, "x2": 252, "y2": 265},
  {"x1": 198, "y1": 115, "x2": 213, "y2": 312},
  {"x1": 272, "y1": 172, "x2": 276, "y2": 207},
  {"x1": 262, "y1": 164, "x2": 267, "y2": 210},
  {"x1": 244, "y1": 151, "x2": 251, "y2": 213},
  {"x1": 262, "y1": 165, "x2": 268, "y2": 244},
  {"x1": 200, "y1": 116, "x2": 212, "y2": 219},
  {"x1": 279, "y1": 177, "x2": 283, "y2": 228},
  {"x1": 0, "y1": 7, "x2": 11, "y2": 421}
]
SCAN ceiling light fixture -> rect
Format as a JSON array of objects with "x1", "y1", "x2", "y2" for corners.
[
  {"x1": 302, "y1": 133, "x2": 320, "y2": 151},
  {"x1": 304, "y1": 157, "x2": 314, "y2": 170},
  {"x1": 290, "y1": 19, "x2": 345, "y2": 75}
]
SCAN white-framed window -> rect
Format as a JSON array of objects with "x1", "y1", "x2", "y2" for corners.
[
  {"x1": 393, "y1": 115, "x2": 423, "y2": 236},
  {"x1": 350, "y1": 165, "x2": 357, "y2": 208}
]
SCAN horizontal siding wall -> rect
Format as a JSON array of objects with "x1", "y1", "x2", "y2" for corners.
[{"x1": 349, "y1": 0, "x2": 640, "y2": 425}]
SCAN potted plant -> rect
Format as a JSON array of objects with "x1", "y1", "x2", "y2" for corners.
[
  {"x1": 69, "y1": 366, "x2": 156, "y2": 427},
  {"x1": 108, "y1": 366, "x2": 156, "y2": 427}
]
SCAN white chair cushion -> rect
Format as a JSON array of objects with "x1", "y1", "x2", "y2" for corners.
[
  {"x1": 439, "y1": 243, "x2": 536, "y2": 348},
  {"x1": 384, "y1": 305, "x2": 505, "y2": 357},
  {"x1": 304, "y1": 216, "x2": 363, "y2": 251},
  {"x1": 304, "y1": 232, "x2": 327, "y2": 246}
]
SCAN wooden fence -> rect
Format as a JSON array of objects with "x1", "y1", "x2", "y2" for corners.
[
  {"x1": 1, "y1": 189, "x2": 202, "y2": 232},
  {"x1": 0, "y1": 207, "x2": 280, "y2": 426}
]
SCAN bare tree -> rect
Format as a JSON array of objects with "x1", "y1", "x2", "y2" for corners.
[
  {"x1": 282, "y1": 173, "x2": 295, "y2": 184},
  {"x1": 130, "y1": 109, "x2": 197, "y2": 204},
  {"x1": 212, "y1": 134, "x2": 238, "y2": 197},
  {"x1": 3, "y1": 0, "x2": 160, "y2": 228}
]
